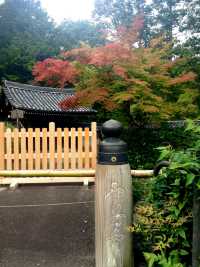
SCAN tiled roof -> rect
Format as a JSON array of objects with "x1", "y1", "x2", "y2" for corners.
[{"x1": 4, "y1": 81, "x2": 96, "y2": 114}]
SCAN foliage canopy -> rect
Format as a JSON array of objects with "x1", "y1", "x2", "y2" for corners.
[
  {"x1": 33, "y1": 16, "x2": 198, "y2": 125},
  {"x1": 0, "y1": 0, "x2": 106, "y2": 82}
]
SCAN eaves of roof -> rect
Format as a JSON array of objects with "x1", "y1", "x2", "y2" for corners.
[{"x1": 3, "y1": 80, "x2": 96, "y2": 114}]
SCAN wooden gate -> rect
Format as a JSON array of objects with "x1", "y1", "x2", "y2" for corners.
[{"x1": 0, "y1": 122, "x2": 97, "y2": 171}]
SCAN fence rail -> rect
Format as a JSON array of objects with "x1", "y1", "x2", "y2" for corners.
[{"x1": 0, "y1": 122, "x2": 97, "y2": 171}]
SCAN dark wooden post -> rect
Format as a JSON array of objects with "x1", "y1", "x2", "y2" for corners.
[
  {"x1": 95, "y1": 119, "x2": 133, "y2": 267},
  {"x1": 192, "y1": 188, "x2": 200, "y2": 267}
]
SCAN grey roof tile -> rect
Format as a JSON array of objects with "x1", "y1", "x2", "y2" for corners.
[{"x1": 4, "y1": 81, "x2": 96, "y2": 114}]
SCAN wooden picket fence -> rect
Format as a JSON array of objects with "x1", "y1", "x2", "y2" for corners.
[{"x1": 0, "y1": 122, "x2": 97, "y2": 171}]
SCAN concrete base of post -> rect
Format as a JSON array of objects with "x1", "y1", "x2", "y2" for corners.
[{"x1": 95, "y1": 164, "x2": 133, "y2": 267}]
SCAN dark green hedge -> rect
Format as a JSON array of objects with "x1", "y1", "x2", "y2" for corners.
[{"x1": 123, "y1": 123, "x2": 191, "y2": 169}]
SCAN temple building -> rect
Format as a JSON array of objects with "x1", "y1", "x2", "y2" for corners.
[{"x1": 0, "y1": 80, "x2": 96, "y2": 128}]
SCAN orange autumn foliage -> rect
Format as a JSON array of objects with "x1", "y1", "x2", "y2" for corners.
[
  {"x1": 33, "y1": 58, "x2": 79, "y2": 88},
  {"x1": 116, "y1": 15, "x2": 144, "y2": 48},
  {"x1": 62, "y1": 47, "x2": 92, "y2": 64},
  {"x1": 90, "y1": 43, "x2": 132, "y2": 66},
  {"x1": 59, "y1": 95, "x2": 79, "y2": 110},
  {"x1": 168, "y1": 72, "x2": 197, "y2": 86},
  {"x1": 33, "y1": 15, "x2": 198, "y2": 123}
]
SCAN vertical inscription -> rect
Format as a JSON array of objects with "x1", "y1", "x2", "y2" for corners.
[{"x1": 104, "y1": 180, "x2": 132, "y2": 267}]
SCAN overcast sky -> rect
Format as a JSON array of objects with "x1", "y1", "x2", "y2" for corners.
[{"x1": 41, "y1": 0, "x2": 94, "y2": 23}]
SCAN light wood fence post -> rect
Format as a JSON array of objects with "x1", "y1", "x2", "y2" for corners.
[
  {"x1": 0, "y1": 123, "x2": 5, "y2": 170},
  {"x1": 13, "y1": 128, "x2": 19, "y2": 170},
  {"x1": 42, "y1": 128, "x2": 48, "y2": 170},
  {"x1": 85, "y1": 127, "x2": 90, "y2": 169},
  {"x1": 78, "y1": 128, "x2": 83, "y2": 169},
  {"x1": 35, "y1": 128, "x2": 41, "y2": 170},
  {"x1": 57, "y1": 128, "x2": 62, "y2": 170},
  {"x1": 28, "y1": 128, "x2": 33, "y2": 170},
  {"x1": 49, "y1": 122, "x2": 55, "y2": 170},
  {"x1": 21, "y1": 128, "x2": 26, "y2": 170},
  {"x1": 64, "y1": 128, "x2": 69, "y2": 170},
  {"x1": 6, "y1": 128, "x2": 12, "y2": 170},
  {"x1": 71, "y1": 128, "x2": 76, "y2": 170},
  {"x1": 95, "y1": 119, "x2": 133, "y2": 267},
  {"x1": 91, "y1": 122, "x2": 97, "y2": 169}
]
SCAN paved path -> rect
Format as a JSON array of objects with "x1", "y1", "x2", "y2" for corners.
[{"x1": 0, "y1": 185, "x2": 95, "y2": 267}]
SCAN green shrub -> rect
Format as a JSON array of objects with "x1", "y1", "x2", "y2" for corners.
[
  {"x1": 131, "y1": 120, "x2": 200, "y2": 266},
  {"x1": 124, "y1": 122, "x2": 192, "y2": 169}
]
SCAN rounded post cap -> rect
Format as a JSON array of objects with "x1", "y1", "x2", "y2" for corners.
[
  {"x1": 102, "y1": 119, "x2": 122, "y2": 138},
  {"x1": 98, "y1": 119, "x2": 128, "y2": 165}
]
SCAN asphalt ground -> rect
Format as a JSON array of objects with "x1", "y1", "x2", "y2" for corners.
[{"x1": 0, "y1": 185, "x2": 95, "y2": 267}]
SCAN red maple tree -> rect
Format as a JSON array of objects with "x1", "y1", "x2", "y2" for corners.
[
  {"x1": 32, "y1": 16, "x2": 197, "y2": 122},
  {"x1": 33, "y1": 58, "x2": 78, "y2": 88}
]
